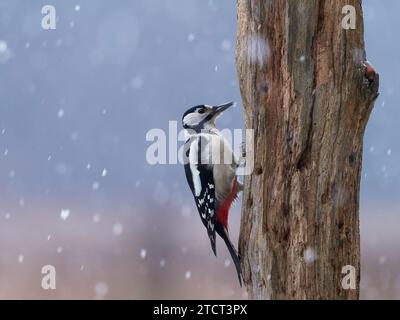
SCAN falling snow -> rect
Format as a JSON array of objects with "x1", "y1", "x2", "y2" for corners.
[
  {"x1": 185, "y1": 271, "x2": 192, "y2": 280},
  {"x1": 0, "y1": 40, "x2": 12, "y2": 63},
  {"x1": 242, "y1": 35, "x2": 271, "y2": 65},
  {"x1": 303, "y1": 247, "x2": 317, "y2": 264},
  {"x1": 160, "y1": 259, "x2": 166, "y2": 267},
  {"x1": 130, "y1": 77, "x2": 143, "y2": 90},
  {"x1": 60, "y1": 209, "x2": 70, "y2": 220},
  {"x1": 181, "y1": 205, "x2": 191, "y2": 218},
  {"x1": 221, "y1": 39, "x2": 232, "y2": 51},
  {"x1": 55, "y1": 38, "x2": 63, "y2": 47},
  {"x1": 18, "y1": 255, "x2": 24, "y2": 263},
  {"x1": 95, "y1": 282, "x2": 109, "y2": 298},
  {"x1": 140, "y1": 249, "x2": 147, "y2": 259},
  {"x1": 0, "y1": 40, "x2": 8, "y2": 53},
  {"x1": 112, "y1": 222, "x2": 123, "y2": 236},
  {"x1": 369, "y1": 146, "x2": 375, "y2": 153},
  {"x1": 57, "y1": 109, "x2": 65, "y2": 119},
  {"x1": 153, "y1": 182, "x2": 170, "y2": 205}
]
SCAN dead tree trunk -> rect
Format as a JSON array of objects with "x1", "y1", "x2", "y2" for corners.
[{"x1": 236, "y1": 0, "x2": 379, "y2": 299}]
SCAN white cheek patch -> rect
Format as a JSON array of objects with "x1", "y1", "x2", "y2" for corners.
[{"x1": 183, "y1": 112, "x2": 207, "y2": 127}]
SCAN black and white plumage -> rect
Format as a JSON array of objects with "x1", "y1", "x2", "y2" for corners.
[
  {"x1": 182, "y1": 102, "x2": 243, "y2": 286},
  {"x1": 184, "y1": 134, "x2": 217, "y2": 253}
]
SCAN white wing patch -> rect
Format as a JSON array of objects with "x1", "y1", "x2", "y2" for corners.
[{"x1": 188, "y1": 138, "x2": 201, "y2": 196}]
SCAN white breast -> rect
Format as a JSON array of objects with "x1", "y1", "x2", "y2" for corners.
[{"x1": 193, "y1": 132, "x2": 238, "y2": 202}]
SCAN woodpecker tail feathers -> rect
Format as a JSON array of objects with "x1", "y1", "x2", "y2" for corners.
[
  {"x1": 219, "y1": 226, "x2": 242, "y2": 287},
  {"x1": 209, "y1": 233, "x2": 217, "y2": 256}
]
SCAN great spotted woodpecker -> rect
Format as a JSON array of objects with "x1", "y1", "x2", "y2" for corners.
[{"x1": 182, "y1": 102, "x2": 243, "y2": 286}]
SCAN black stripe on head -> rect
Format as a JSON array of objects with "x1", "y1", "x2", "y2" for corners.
[
  {"x1": 198, "y1": 112, "x2": 214, "y2": 127},
  {"x1": 182, "y1": 105, "x2": 204, "y2": 123}
]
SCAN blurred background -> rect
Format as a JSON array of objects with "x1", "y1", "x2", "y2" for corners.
[{"x1": 0, "y1": 0, "x2": 398, "y2": 299}]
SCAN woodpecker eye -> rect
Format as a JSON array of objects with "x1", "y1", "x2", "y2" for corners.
[{"x1": 198, "y1": 108, "x2": 205, "y2": 114}]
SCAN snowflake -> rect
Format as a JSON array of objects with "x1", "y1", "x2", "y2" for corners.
[
  {"x1": 224, "y1": 259, "x2": 231, "y2": 268},
  {"x1": 130, "y1": 77, "x2": 143, "y2": 90},
  {"x1": 160, "y1": 259, "x2": 166, "y2": 267},
  {"x1": 221, "y1": 39, "x2": 232, "y2": 51},
  {"x1": 95, "y1": 282, "x2": 109, "y2": 298},
  {"x1": 60, "y1": 209, "x2": 70, "y2": 220},
  {"x1": 112, "y1": 222, "x2": 123, "y2": 236},
  {"x1": 303, "y1": 247, "x2": 317, "y2": 264},
  {"x1": 57, "y1": 109, "x2": 64, "y2": 119}
]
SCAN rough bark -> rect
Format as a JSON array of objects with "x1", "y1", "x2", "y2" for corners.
[{"x1": 236, "y1": 0, "x2": 379, "y2": 299}]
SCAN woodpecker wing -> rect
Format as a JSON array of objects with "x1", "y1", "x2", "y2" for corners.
[{"x1": 184, "y1": 135, "x2": 217, "y2": 256}]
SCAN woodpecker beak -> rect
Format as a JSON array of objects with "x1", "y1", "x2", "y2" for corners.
[{"x1": 212, "y1": 102, "x2": 235, "y2": 116}]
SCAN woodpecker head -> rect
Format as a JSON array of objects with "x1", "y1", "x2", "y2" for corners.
[{"x1": 182, "y1": 102, "x2": 234, "y2": 132}]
